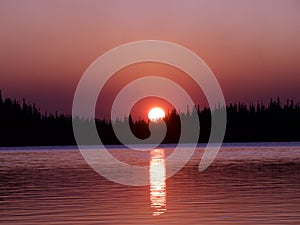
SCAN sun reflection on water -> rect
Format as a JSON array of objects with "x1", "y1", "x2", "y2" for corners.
[{"x1": 149, "y1": 149, "x2": 167, "y2": 216}]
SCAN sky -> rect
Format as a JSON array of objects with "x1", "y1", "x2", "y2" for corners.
[{"x1": 0, "y1": 0, "x2": 299, "y2": 119}]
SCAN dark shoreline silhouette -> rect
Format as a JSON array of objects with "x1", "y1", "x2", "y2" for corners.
[{"x1": 0, "y1": 90, "x2": 299, "y2": 147}]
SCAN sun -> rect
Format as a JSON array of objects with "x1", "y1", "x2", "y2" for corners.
[{"x1": 148, "y1": 107, "x2": 166, "y2": 122}]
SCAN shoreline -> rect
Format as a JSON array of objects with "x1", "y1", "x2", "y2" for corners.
[{"x1": 1, "y1": 141, "x2": 300, "y2": 152}]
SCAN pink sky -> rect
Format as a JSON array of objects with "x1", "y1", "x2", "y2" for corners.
[{"x1": 0, "y1": 0, "x2": 299, "y2": 118}]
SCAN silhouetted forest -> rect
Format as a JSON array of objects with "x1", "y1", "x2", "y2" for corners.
[{"x1": 0, "y1": 90, "x2": 299, "y2": 147}]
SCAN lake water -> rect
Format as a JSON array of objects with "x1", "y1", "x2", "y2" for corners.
[{"x1": 1, "y1": 143, "x2": 300, "y2": 224}]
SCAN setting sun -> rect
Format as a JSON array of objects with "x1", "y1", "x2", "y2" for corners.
[{"x1": 148, "y1": 107, "x2": 165, "y2": 122}]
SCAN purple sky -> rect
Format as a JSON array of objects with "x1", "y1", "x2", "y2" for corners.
[{"x1": 0, "y1": 0, "x2": 299, "y2": 118}]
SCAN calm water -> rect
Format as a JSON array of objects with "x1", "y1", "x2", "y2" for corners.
[{"x1": 1, "y1": 143, "x2": 300, "y2": 224}]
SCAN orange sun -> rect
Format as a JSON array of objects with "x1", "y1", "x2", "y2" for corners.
[{"x1": 148, "y1": 107, "x2": 165, "y2": 122}]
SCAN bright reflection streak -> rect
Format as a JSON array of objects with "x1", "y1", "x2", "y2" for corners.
[{"x1": 149, "y1": 149, "x2": 167, "y2": 216}]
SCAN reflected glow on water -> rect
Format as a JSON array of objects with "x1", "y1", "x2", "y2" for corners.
[
  {"x1": 1, "y1": 145, "x2": 300, "y2": 224},
  {"x1": 149, "y1": 149, "x2": 167, "y2": 216}
]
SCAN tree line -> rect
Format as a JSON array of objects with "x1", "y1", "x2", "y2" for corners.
[{"x1": 0, "y1": 90, "x2": 299, "y2": 146}]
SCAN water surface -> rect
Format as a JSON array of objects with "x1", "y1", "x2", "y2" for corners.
[{"x1": 1, "y1": 143, "x2": 300, "y2": 224}]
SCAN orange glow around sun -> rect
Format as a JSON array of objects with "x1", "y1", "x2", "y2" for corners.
[{"x1": 148, "y1": 107, "x2": 165, "y2": 122}]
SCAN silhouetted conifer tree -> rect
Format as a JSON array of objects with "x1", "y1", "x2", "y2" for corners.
[{"x1": 0, "y1": 89, "x2": 300, "y2": 146}]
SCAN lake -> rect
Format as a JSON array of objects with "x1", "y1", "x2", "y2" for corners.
[{"x1": 1, "y1": 143, "x2": 300, "y2": 224}]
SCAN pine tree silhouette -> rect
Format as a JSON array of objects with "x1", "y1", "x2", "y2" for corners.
[{"x1": 0, "y1": 90, "x2": 299, "y2": 146}]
